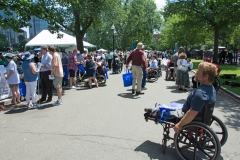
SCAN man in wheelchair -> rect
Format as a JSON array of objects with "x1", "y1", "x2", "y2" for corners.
[
  {"x1": 146, "y1": 62, "x2": 217, "y2": 133},
  {"x1": 147, "y1": 54, "x2": 158, "y2": 73}
]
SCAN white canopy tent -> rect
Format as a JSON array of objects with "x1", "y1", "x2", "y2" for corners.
[
  {"x1": 97, "y1": 48, "x2": 107, "y2": 52},
  {"x1": 25, "y1": 30, "x2": 96, "y2": 48}
]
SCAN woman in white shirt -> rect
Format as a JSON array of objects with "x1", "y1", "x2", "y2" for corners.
[
  {"x1": 5, "y1": 53, "x2": 20, "y2": 105},
  {"x1": 176, "y1": 53, "x2": 189, "y2": 91}
]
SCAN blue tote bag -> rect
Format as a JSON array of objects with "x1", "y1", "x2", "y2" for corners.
[{"x1": 122, "y1": 69, "x2": 133, "y2": 87}]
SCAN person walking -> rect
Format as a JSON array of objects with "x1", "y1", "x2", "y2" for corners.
[
  {"x1": 5, "y1": 53, "x2": 20, "y2": 105},
  {"x1": 126, "y1": 42, "x2": 147, "y2": 95},
  {"x1": 38, "y1": 45, "x2": 53, "y2": 103},
  {"x1": 49, "y1": 46, "x2": 64, "y2": 106},
  {"x1": 21, "y1": 52, "x2": 40, "y2": 108},
  {"x1": 68, "y1": 49, "x2": 80, "y2": 89},
  {"x1": 141, "y1": 49, "x2": 148, "y2": 90},
  {"x1": 106, "y1": 51, "x2": 113, "y2": 70}
]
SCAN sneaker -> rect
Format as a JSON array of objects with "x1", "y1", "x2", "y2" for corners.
[
  {"x1": 136, "y1": 91, "x2": 144, "y2": 95},
  {"x1": 132, "y1": 89, "x2": 135, "y2": 94},
  {"x1": 33, "y1": 103, "x2": 40, "y2": 108},
  {"x1": 71, "y1": 86, "x2": 76, "y2": 89},
  {"x1": 76, "y1": 84, "x2": 80, "y2": 87},
  {"x1": 52, "y1": 100, "x2": 63, "y2": 106},
  {"x1": 141, "y1": 87, "x2": 147, "y2": 90},
  {"x1": 27, "y1": 103, "x2": 33, "y2": 109}
]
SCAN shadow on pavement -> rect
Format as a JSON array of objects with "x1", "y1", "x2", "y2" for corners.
[
  {"x1": 4, "y1": 105, "x2": 28, "y2": 114},
  {"x1": 135, "y1": 140, "x2": 224, "y2": 160},
  {"x1": 37, "y1": 103, "x2": 55, "y2": 110},
  {"x1": 117, "y1": 93, "x2": 140, "y2": 99},
  {"x1": 134, "y1": 140, "x2": 176, "y2": 159},
  {"x1": 215, "y1": 91, "x2": 240, "y2": 131}
]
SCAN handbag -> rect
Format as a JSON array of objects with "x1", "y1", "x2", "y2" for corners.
[
  {"x1": 122, "y1": 69, "x2": 133, "y2": 87},
  {"x1": 178, "y1": 60, "x2": 187, "y2": 71}
]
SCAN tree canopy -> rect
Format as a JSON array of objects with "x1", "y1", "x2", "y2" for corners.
[{"x1": 164, "y1": 0, "x2": 240, "y2": 62}]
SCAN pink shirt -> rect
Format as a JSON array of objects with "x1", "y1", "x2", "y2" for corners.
[{"x1": 51, "y1": 52, "x2": 63, "y2": 77}]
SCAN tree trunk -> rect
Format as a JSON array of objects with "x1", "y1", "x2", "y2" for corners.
[
  {"x1": 213, "y1": 27, "x2": 219, "y2": 63},
  {"x1": 76, "y1": 33, "x2": 84, "y2": 54}
]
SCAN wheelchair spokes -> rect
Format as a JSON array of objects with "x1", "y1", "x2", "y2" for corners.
[
  {"x1": 175, "y1": 122, "x2": 221, "y2": 160},
  {"x1": 209, "y1": 115, "x2": 228, "y2": 147}
]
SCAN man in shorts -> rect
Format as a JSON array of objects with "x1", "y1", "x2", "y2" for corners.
[{"x1": 49, "y1": 46, "x2": 64, "y2": 106}]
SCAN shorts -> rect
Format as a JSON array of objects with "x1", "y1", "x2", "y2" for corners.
[
  {"x1": 69, "y1": 69, "x2": 76, "y2": 77},
  {"x1": 53, "y1": 77, "x2": 63, "y2": 88},
  {"x1": 9, "y1": 84, "x2": 18, "y2": 88}
]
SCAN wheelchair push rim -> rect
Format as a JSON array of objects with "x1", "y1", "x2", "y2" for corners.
[
  {"x1": 209, "y1": 115, "x2": 228, "y2": 147},
  {"x1": 174, "y1": 122, "x2": 221, "y2": 160}
]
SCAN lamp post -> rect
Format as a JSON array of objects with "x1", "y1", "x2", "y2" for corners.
[{"x1": 111, "y1": 24, "x2": 115, "y2": 52}]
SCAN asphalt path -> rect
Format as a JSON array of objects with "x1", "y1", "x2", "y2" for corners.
[{"x1": 0, "y1": 69, "x2": 239, "y2": 160}]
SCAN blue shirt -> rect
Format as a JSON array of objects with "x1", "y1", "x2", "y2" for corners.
[
  {"x1": 22, "y1": 61, "x2": 38, "y2": 82},
  {"x1": 40, "y1": 52, "x2": 52, "y2": 72},
  {"x1": 149, "y1": 59, "x2": 158, "y2": 69},
  {"x1": 182, "y1": 85, "x2": 216, "y2": 116}
]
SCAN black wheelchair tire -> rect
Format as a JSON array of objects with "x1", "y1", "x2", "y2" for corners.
[
  {"x1": 97, "y1": 75, "x2": 106, "y2": 86},
  {"x1": 174, "y1": 121, "x2": 221, "y2": 160},
  {"x1": 210, "y1": 115, "x2": 228, "y2": 147},
  {"x1": 162, "y1": 134, "x2": 167, "y2": 154},
  {"x1": 147, "y1": 70, "x2": 159, "y2": 82}
]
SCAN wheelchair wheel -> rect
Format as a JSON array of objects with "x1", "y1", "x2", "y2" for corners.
[
  {"x1": 213, "y1": 78, "x2": 220, "y2": 91},
  {"x1": 97, "y1": 75, "x2": 106, "y2": 86},
  {"x1": 209, "y1": 115, "x2": 228, "y2": 147},
  {"x1": 147, "y1": 70, "x2": 159, "y2": 82},
  {"x1": 174, "y1": 121, "x2": 221, "y2": 160},
  {"x1": 158, "y1": 70, "x2": 162, "y2": 77}
]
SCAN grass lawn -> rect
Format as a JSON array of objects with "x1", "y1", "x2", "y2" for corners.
[{"x1": 191, "y1": 59, "x2": 240, "y2": 95}]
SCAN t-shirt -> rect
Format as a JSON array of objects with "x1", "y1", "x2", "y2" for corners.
[
  {"x1": 51, "y1": 52, "x2": 63, "y2": 77},
  {"x1": 6, "y1": 60, "x2": 20, "y2": 84},
  {"x1": 182, "y1": 85, "x2": 216, "y2": 117},
  {"x1": 68, "y1": 54, "x2": 78, "y2": 71}
]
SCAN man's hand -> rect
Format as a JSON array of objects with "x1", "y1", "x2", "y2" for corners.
[{"x1": 173, "y1": 123, "x2": 182, "y2": 133}]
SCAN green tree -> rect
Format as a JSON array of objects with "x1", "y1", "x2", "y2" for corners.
[
  {"x1": 0, "y1": 0, "x2": 44, "y2": 31},
  {"x1": 87, "y1": 0, "x2": 162, "y2": 51},
  {"x1": 164, "y1": 0, "x2": 240, "y2": 63},
  {"x1": 0, "y1": 32, "x2": 9, "y2": 51},
  {"x1": 35, "y1": 0, "x2": 118, "y2": 53}
]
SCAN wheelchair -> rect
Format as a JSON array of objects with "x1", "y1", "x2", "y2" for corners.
[
  {"x1": 165, "y1": 67, "x2": 175, "y2": 81},
  {"x1": 144, "y1": 103, "x2": 228, "y2": 160},
  {"x1": 84, "y1": 66, "x2": 106, "y2": 87},
  {"x1": 147, "y1": 69, "x2": 160, "y2": 82}
]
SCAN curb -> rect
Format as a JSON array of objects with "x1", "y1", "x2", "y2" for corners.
[{"x1": 190, "y1": 71, "x2": 240, "y2": 102}]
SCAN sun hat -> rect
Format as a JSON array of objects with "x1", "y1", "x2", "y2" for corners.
[
  {"x1": 22, "y1": 52, "x2": 34, "y2": 61},
  {"x1": 136, "y1": 42, "x2": 144, "y2": 49},
  {"x1": 4, "y1": 53, "x2": 14, "y2": 59}
]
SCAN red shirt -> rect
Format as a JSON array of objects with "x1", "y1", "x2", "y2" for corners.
[
  {"x1": 126, "y1": 49, "x2": 146, "y2": 67},
  {"x1": 212, "y1": 63, "x2": 221, "y2": 74}
]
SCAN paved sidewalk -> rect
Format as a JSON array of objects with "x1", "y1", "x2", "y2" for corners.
[{"x1": 0, "y1": 71, "x2": 239, "y2": 160}]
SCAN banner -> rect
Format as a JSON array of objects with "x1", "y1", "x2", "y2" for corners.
[
  {"x1": 131, "y1": 42, "x2": 136, "y2": 50},
  {"x1": 0, "y1": 72, "x2": 11, "y2": 100}
]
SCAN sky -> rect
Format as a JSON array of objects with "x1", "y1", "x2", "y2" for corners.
[{"x1": 154, "y1": 0, "x2": 166, "y2": 10}]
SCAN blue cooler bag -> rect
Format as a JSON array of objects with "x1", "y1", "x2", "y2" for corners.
[
  {"x1": 19, "y1": 80, "x2": 26, "y2": 96},
  {"x1": 122, "y1": 69, "x2": 132, "y2": 87}
]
